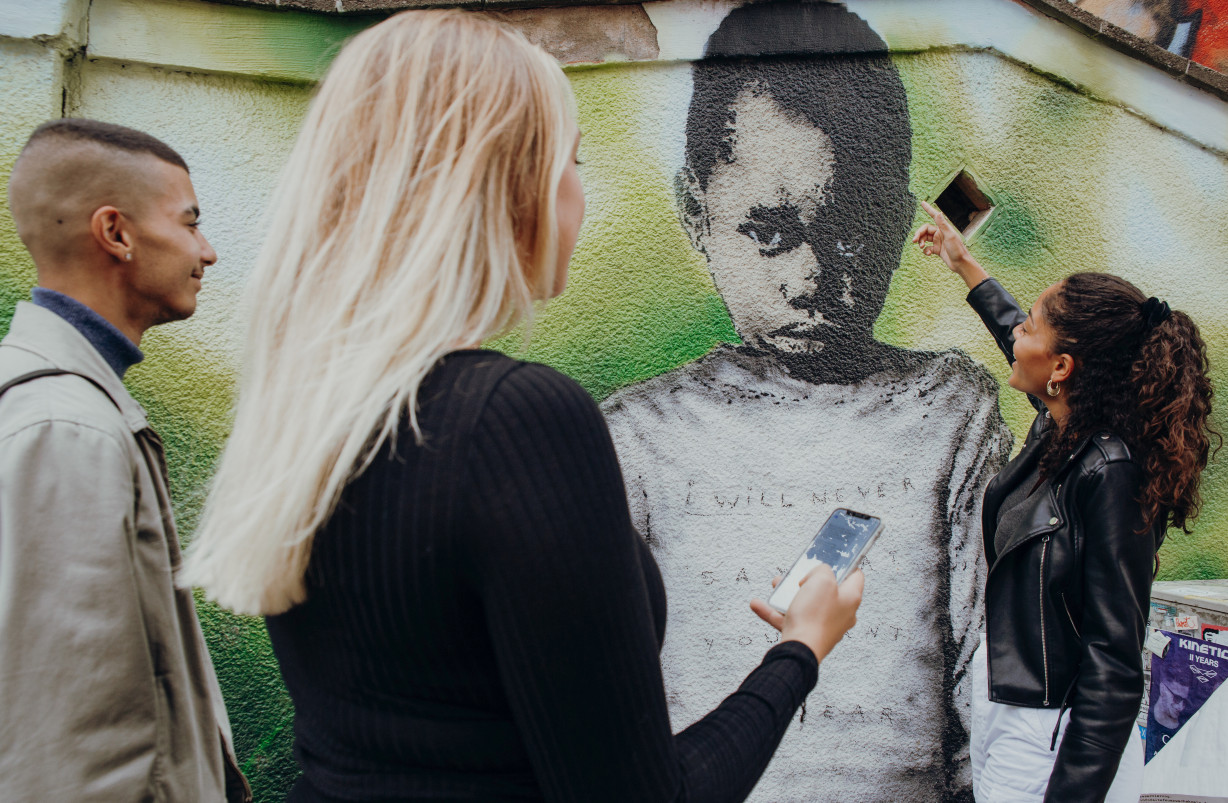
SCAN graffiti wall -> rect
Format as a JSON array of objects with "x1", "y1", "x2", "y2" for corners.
[
  {"x1": 600, "y1": 6, "x2": 1007, "y2": 798},
  {"x1": 1078, "y1": 0, "x2": 1228, "y2": 72},
  {"x1": 2, "y1": 0, "x2": 1228, "y2": 800}
]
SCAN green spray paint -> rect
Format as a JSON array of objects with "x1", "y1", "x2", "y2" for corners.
[
  {"x1": 0, "y1": 157, "x2": 35, "y2": 340},
  {"x1": 125, "y1": 343, "x2": 298, "y2": 802},
  {"x1": 488, "y1": 63, "x2": 738, "y2": 401},
  {"x1": 0, "y1": 246, "x2": 34, "y2": 340},
  {"x1": 195, "y1": 594, "x2": 297, "y2": 802},
  {"x1": 887, "y1": 48, "x2": 1228, "y2": 573},
  {"x1": 4, "y1": 15, "x2": 1228, "y2": 801},
  {"x1": 89, "y1": 0, "x2": 375, "y2": 85}
]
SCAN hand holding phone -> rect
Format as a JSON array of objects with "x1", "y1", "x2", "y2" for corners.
[
  {"x1": 749, "y1": 563, "x2": 864, "y2": 663},
  {"x1": 767, "y1": 508, "x2": 883, "y2": 614},
  {"x1": 749, "y1": 509, "x2": 878, "y2": 661}
]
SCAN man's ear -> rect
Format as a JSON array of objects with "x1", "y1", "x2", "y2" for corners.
[
  {"x1": 90, "y1": 206, "x2": 132, "y2": 262},
  {"x1": 674, "y1": 166, "x2": 708, "y2": 255}
]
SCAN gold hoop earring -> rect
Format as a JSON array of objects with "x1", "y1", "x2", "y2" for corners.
[{"x1": 1046, "y1": 380, "x2": 1061, "y2": 397}]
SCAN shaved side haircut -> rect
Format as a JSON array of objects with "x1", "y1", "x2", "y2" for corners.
[
  {"x1": 8, "y1": 119, "x2": 189, "y2": 268},
  {"x1": 23, "y1": 118, "x2": 188, "y2": 173}
]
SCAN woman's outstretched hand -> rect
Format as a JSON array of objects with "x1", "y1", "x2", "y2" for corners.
[
  {"x1": 912, "y1": 200, "x2": 989, "y2": 290},
  {"x1": 750, "y1": 565, "x2": 864, "y2": 663}
]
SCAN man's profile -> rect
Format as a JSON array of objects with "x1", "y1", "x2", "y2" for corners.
[
  {"x1": 602, "y1": 4, "x2": 1011, "y2": 800},
  {"x1": 0, "y1": 118, "x2": 249, "y2": 801}
]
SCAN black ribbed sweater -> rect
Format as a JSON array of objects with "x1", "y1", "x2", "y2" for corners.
[{"x1": 265, "y1": 351, "x2": 819, "y2": 802}]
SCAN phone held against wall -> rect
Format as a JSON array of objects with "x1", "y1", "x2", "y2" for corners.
[{"x1": 767, "y1": 508, "x2": 884, "y2": 614}]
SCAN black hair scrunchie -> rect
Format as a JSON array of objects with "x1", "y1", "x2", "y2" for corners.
[{"x1": 1141, "y1": 297, "x2": 1172, "y2": 328}]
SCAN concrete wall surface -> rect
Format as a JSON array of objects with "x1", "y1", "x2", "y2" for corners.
[{"x1": 2, "y1": 0, "x2": 1227, "y2": 800}]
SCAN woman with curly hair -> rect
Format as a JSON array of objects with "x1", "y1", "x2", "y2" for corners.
[{"x1": 915, "y1": 201, "x2": 1216, "y2": 802}]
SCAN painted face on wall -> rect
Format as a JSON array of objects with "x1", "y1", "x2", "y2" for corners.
[
  {"x1": 699, "y1": 86, "x2": 892, "y2": 359},
  {"x1": 702, "y1": 89, "x2": 840, "y2": 355}
]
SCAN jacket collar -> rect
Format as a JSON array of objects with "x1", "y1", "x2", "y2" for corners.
[
  {"x1": 990, "y1": 482, "x2": 1063, "y2": 568},
  {"x1": 982, "y1": 413, "x2": 1047, "y2": 548},
  {"x1": 984, "y1": 411, "x2": 1116, "y2": 568},
  {"x1": 2, "y1": 302, "x2": 149, "y2": 434},
  {"x1": 30, "y1": 288, "x2": 144, "y2": 378}
]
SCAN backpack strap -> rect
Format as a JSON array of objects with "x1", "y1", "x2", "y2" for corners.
[{"x1": 0, "y1": 368, "x2": 122, "y2": 412}]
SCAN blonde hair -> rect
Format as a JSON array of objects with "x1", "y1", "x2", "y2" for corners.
[{"x1": 180, "y1": 10, "x2": 577, "y2": 614}]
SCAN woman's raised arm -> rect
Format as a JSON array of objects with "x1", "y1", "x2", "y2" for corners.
[
  {"x1": 914, "y1": 201, "x2": 1028, "y2": 372},
  {"x1": 912, "y1": 200, "x2": 989, "y2": 290}
]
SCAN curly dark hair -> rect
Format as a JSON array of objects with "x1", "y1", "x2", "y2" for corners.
[{"x1": 1039, "y1": 273, "x2": 1219, "y2": 533}]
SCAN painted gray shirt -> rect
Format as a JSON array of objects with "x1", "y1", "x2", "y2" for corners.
[{"x1": 602, "y1": 345, "x2": 1011, "y2": 802}]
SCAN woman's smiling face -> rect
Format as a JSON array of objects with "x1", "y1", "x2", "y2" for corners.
[{"x1": 1009, "y1": 282, "x2": 1065, "y2": 397}]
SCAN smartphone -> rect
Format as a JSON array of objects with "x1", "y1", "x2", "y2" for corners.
[{"x1": 767, "y1": 508, "x2": 884, "y2": 614}]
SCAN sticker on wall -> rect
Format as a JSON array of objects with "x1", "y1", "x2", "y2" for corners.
[
  {"x1": 1174, "y1": 612, "x2": 1202, "y2": 633},
  {"x1": 1203, "y1": 624, "x2": 1228, "y2": 645},
  {"x1": 1151, "y1": 601, "x2": 1180, "y2": 630}
]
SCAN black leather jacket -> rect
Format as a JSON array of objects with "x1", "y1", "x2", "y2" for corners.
[{"x1": 968, "y1": 279, "x2": 1162, "y2": 802}]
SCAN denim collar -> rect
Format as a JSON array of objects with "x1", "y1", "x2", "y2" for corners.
[{"x1": 30, "y1": 288, "x2": 143, "y2": 379}]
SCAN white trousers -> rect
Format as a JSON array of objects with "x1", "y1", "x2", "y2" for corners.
[{"x1": 971, "y1": 637, "x2": 1143, "y2": 802}]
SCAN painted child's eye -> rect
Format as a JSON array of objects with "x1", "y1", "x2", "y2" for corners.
[{"x1": 738, "y1": 205, "x2": 805, "y2": 257}]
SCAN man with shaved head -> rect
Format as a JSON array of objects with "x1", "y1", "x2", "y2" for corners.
[{"x1": 0, "y1": 119, "x2": 249, "y2": 801}]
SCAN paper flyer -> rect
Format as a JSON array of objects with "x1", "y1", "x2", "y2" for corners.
[
  {"x1": 1142, "y1": 631, "x2": 1228, "y2": 801},
  {"x1": 1203, "y1": 625, "x2": 1228, "y2": 646}
]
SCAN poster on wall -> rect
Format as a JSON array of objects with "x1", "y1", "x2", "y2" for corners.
[{"x1": 1142, "y1": 631, "x2": 1228, "y2": 801}]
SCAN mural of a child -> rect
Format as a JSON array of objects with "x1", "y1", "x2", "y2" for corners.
[{"x1": 601, "y1": 3, "x2": 1013, "y2": 800}]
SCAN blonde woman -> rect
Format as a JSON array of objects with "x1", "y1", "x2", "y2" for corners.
[{"x1": 182, "y1": 11, "x2": 863, "y2": 802}]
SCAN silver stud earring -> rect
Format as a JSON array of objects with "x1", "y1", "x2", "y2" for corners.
[
  {"x1": 1046, "y1": 379, "x2": 1061, "y2": 397},
  {"x1": 125, "y1": 253, "x2": 133, "y2": 261}
]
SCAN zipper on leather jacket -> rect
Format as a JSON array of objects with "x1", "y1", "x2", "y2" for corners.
[
  {"x1": 1061, "y1": 592, "x2": 1080, "y2": 638},
  {"x1": 1040, "y1": 534, "x2": 1051, "y2": 706}
]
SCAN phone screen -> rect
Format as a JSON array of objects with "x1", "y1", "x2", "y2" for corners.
[{"x1": 768, "y1": 508, "x2": 882, "y2": 613}]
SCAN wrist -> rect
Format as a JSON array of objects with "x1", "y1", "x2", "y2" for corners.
[
  {"x1": 782, "y1": 634, "x2": 830, "y2": 664},
  {"x1": 953, "y1": 256, "x2": 989, "y2": 289}
]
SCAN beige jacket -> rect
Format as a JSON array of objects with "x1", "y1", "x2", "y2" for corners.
[{"x1": 0, "y1": 302, "x2": 249, "y2": 802}]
